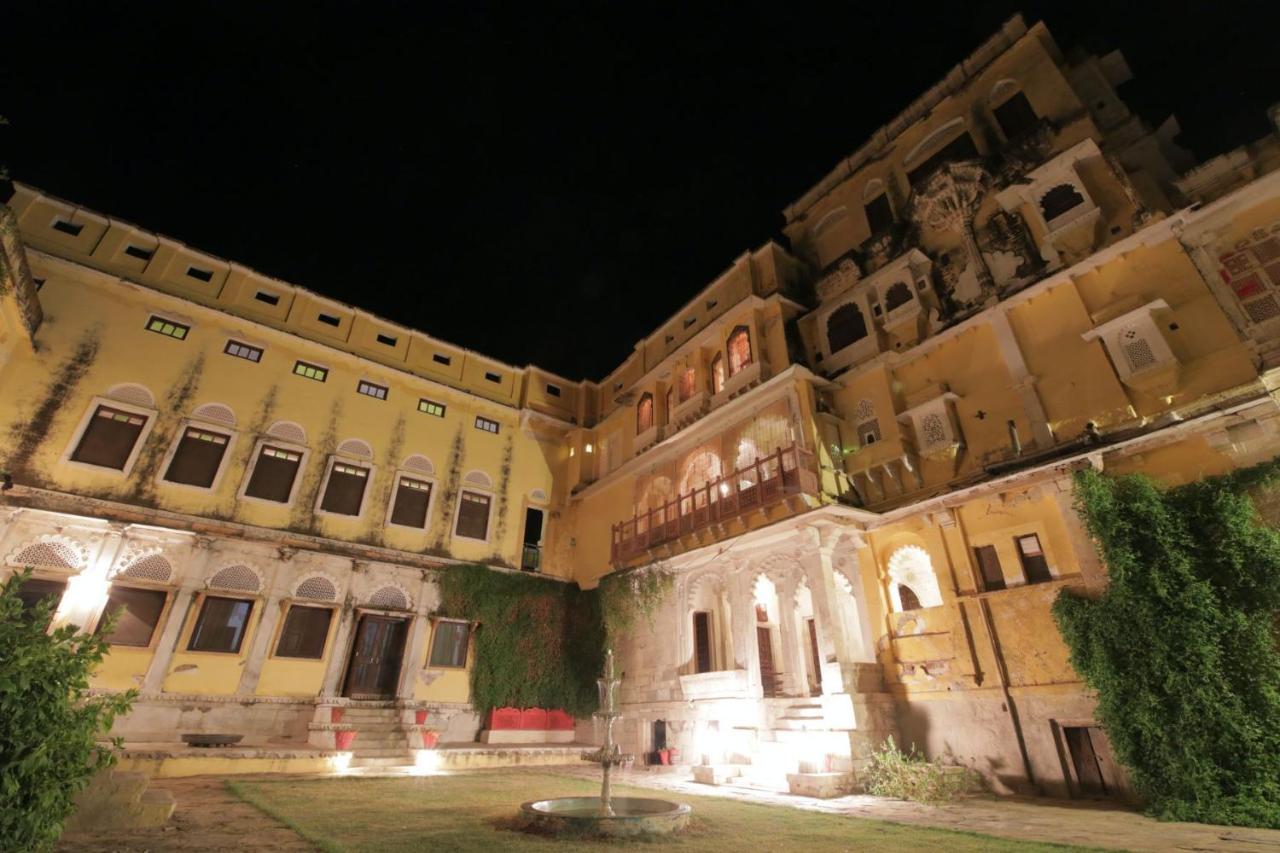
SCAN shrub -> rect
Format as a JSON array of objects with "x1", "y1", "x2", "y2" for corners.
[
  {"x1": 864, "y1": 737, "x2": 973, "y2": 804},
  {"x1": 1053, "y1": 465, "x2": 1280, "y2": 827},
  {"x1": 0, "y1": 569, "x2": 136, "y2": 850}
]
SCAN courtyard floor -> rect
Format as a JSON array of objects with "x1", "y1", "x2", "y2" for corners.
[{"x1": 54, "y1": 767, "x2": 1280, "y2": 852}]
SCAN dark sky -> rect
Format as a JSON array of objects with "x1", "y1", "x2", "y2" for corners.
[{"x1": 5, "y1": 2, "x2": 1277, "y2": 380}]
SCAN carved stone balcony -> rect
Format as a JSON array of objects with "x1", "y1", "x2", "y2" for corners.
[{"x1": 610, "y1": 444, "x2": 819, "y2": 565}]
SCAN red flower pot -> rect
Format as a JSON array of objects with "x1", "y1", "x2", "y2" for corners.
[
  {"x1": 667, "y1": 748, "x2": 680, "y2": 764},
  {"x1": 658, "y1": 748, "x2": 671, "y2": 765},
  {"x1": 330, "y1": 708, "x2": 344, "y2": 724},
  {"x1": 335, "y1": 730, "x2": 357, "y2": 750},
  {"x1": 415, "y1": 709, "x2": 429, "y2": 726},
  {"x1": 420, "y1": 730, "x2": 439, "y2": 749}
]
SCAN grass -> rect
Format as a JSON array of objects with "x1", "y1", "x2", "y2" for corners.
[{"x1": 227, "y1": 771, "x2": 1098, "y2": 852}]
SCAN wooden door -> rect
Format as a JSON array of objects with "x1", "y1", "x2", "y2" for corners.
[
  {"x1": 757, "y1": 626, "x2": 779, "y2": 698},
  {"x1": 344, "y1": 615, "x2": 408, "y2": 698},
  {"x1": 806, "y1": 618, "x2": 823, "y2": 697},
  {"x1": 1064, "y1": 726, "x2": 1109, "y2": 797}
]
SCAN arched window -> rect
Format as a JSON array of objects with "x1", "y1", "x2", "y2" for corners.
[
  {"x1": 1040, "y1": 183, "x2": 1085, "y2": 221},
  {"x1": 710, "y1": 354, "x2": 726, "y2": 394},
  {"x1": 727, "y1": 327, "x2": 752, "y2": 376},
  {"x1": 678, "y1": 367, "x2": 696, "y2": 402},
  {"x1": 884, "y1": 281, "x2": 914, "y2": 312},
  {"x1": 826, "y1": 303, "x2": 867, "y2": 352},
  {"x1": 636, "y1": 393, "x2": 654, "y2": 434},
  {"x1": 897, "y1": 584, "x2": 923, "y2": 611}
]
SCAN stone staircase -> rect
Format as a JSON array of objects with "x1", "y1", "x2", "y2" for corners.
[
  {"x1": 342, "y1": 703, "x2": 415, "y2": 769},
  {"x1": 65, "y1": 769, "x2": 175, "y2": 831}
]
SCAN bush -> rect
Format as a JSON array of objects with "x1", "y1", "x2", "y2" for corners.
[
  {"x1": 0, "y1": 569, "x2": 136, "y2": 850},
  {"x1": 864, "y1": 737, "x2": 973, "y2": 804},
  {"x1": 1054, "y1": 465, "x2": 1280, "y2": 828}
]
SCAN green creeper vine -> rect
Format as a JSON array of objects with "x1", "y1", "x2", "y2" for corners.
[
  {"x1": 598, "y1": 563, "x2": 674, "y2": 646},
  {"x1": 435, "y1": 564, "x2": 602, "y2": 716},
  {"x1": 1053, "y1": 462, "x2": 1280, "y2": 828}
]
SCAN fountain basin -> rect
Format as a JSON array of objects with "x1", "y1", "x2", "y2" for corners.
[{"x1": 519, "y1": 796, "x2": 691, "y2": 837}]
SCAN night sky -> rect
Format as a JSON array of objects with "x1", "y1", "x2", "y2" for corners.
[{"x1": 4, "y1": 2, "x2": 1277, "y2": 380}]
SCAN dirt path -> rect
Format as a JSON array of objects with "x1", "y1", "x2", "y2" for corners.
[{"x1": 57, "y1": 776, "x2": 314, "y2": 852}]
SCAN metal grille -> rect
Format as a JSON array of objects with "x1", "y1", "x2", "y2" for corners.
[
  {"x1": 120, "y1": 554, "x2": 173, "y2": 583},
  {"x1": 267, "y1": 421, "x2": 307, "y2": 444},
  {"x1": 208, "y1": 564, "x2": 261, "y2": 592},
  {"x1": 192, "y1": 403, "x2": 237, "y2": 428},
  {"x1": 336, "y1": 438, "x2": 373, "y2": 459},
  {"x1": 368, "y1": 585, "x2": 409, "y2": 610},
  {"x1": 854, "y1": 399, "x2": 876, "y2": 424},
  {"x1": 11, "y1": 541, "x2": 80, "y2": 569},
  {"x1": 295, "y1": 575, "x2": 337, "y2": 601},
  {"x1": 463, "y1": 470, "x2": 492, "y2": 489}
]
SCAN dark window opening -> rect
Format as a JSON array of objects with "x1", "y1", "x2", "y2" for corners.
[
  {"x1": 521, "y1": 507, "x2": 544, "y2": 572},
  {"x1": 693, "y1": 611, "x2": 713, "y2": 673},
  {"x1": 186, "y1": 266, "x2": 214, "y2": 282},
  {"x1": 99, "y1": 586, "x2": 167, "y2": 647},
  {"x1": 1016, "y1": 534, "x2": 1052, "y2": 583},
  {"x1": 428, "y1": 620, "x2": 469, "y2": 667},
  {"x1": 546, "y1": 384, "x2": 561, "y2": 397},
  {"x1": 433, "y1": 353, "x2": 452, "y2": 366},
  {"x1": 884, "y1": 281, "x2": 914, "y2": 312},
  {"x1": 254, "y1": 291, "x2": 280, "y2": 305},
  {"x1": 244, "y1": 445, "x2": 302, "y2": 503},
  {"x1": 455, "y1": 491, "x2": 491, "y2": 539},
  {"x1": 52, "y1": 219, "x2": 83, "y2": 236},
  {"x1": 390, "y1": 477, "x2": 432, "y2": 528},
  {"x1": 224, "y1": 340, "x2": 263, "y2": 362},
  {"x1": 1040, "y1": 183, "x2": 1086, "y2": 221},
  {"x1": 826, "y1": 303, "x2": 868, "y2": 352},
  {"x1": 163, "y1": 427, "x2": 229, "y2": 488},
  {"x1": 636, "y1": 393, "x2": 654, "y2": 433},
  {"x1": 484, "y1": 371, "x2": 501, "y2": 383},
  {"x1": 320, "y1": 461, "x2": 369, "y2": 515},
  {"x1": 898, "y1": 584, "x2": 923, "y2": 611},
  {"x1": 317, "y1": 313, "x2": 341, "y2": 326},
  {"x1": 864, "y1": 193, "x2": 894, "y2": 235},
  {"x1": 275, "y1": 605, "x2": 333, "y2": 659},
  {"x1": 71, "y1": 405, "x2": 147, "y2": 470},
  {"x1": 124, "y1": 245, "x2": 155, "y2": 261},
  {"x1": 376, "y1": 333, "x2": 398, "y2": 347},
  {"x1": 16, "y1": 578, "x2": 66, "y2": 622},
  {"x1": 993, "y1": 91, "x2": 1039, "y2": 141},
  {"x1": 973, "y1": 544, "x2": 1006, "y2": 592},
  {"x1": 188, "y1": 595, "x2": 253, "y2": 653},
  {"x1": 907, "y1": 132, "x2": 979, "y2": 187}
]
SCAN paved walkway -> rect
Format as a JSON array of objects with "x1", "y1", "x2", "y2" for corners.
[
  {"x1": 56, "y1": 767, "x2": 1280, "y2": 852},
  {"x1": 563, "y1": 766, "x2": 1280, "y2": 852}
]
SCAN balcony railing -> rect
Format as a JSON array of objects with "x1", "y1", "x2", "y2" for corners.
[{"x1": 610, "y1": 444, "x2": 817, "y2": 565}]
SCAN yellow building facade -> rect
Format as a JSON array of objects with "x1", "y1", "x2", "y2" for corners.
[{"x1": 4, "y1": 13, "x2": 1280, "y2": 793}]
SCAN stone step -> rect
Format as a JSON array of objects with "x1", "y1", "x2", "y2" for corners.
[
  {"x1": 349, "y1": 755, "x2": 414, "y2": 768},
  {"x1": 350, "y1": 747, "x2": 414, "y2": 758},
  {"x1": 345, "y1": 722, "x2": 404, "y2": 732},
  {"x1": 340, "y1": 711, "x2": 402, "y2": 721},
  {"x1": 349, "y1": 732, "x2": 409, "y2": 746}
]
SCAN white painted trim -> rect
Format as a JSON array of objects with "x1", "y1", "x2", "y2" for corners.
[
  {"x1": 313, "y1": 455, "x2": 376, "y2": 520},
  {"x1": 60, "y1": 396, "x2": 158, "y2": 479},
  {"x1": 154, "y1": 418, "x2": 240, "y2": 495},
  {"x1": 383, "y1": 469, "x2": 438, "y2": 532},
  {"x1": 236, "y1": 437, "x2": 310, "y2": 508},
  {"x1": 451, "y1": 486, "x2": 495, "y2": 544}
]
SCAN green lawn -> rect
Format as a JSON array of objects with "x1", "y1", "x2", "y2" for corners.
[{"x1": 227, "y1": 772, "x2": 1098, "y2": 852}]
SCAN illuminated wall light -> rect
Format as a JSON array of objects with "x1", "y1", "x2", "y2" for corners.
[
  {"x1": 328, "y1": 752, "x2": 354, "y2": 773},
  {"x1": 569, "y1": 447, "x2": 575, "y2": 457},
  {"x1": 52, "y1": 573, "x2": 111, "y2": 632},
  {"x1": 412, "y1": 749, "x2": 443, "y2": 775},
  {"x1": 584, "y1": 443, "x2": 594, "y2": 453}
]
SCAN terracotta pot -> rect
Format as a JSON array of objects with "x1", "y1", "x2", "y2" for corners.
[
  {"x1": 667, "y1": 748, "x2": 680, "y2": 764},
  {"x1": 420, "y1": 730, "x2": 439, "y2": 749},
  {"x1": 335, "y1": 730, "x2": 357, "y2": 750},
  {"x1": 415, "y1": 709, "x2": 429, "y2": 726},
  {"x1": 658, "y1": 748, "x2": 671, "y2": 765},
  {"x1": 330, "y1": 708, "x2": 344, "y2": 724}
]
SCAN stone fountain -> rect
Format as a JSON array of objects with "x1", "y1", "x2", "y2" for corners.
[{"x1": 519, "y1": 649, "x2": 691, "y2": 837}]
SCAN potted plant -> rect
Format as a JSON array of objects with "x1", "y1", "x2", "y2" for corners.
[
  {"x1": 667, "y1": 747, "x2": 680, "y2": 765},
  {"x1": 335, "y1": 730, "x2": 357, "y2": 750},
  {"x1": 415, "y1": 709, "x2": 429, "y2": 726},
  {"x1": 420, "y1": 729, "x2": 440, "y2": 749},
  {"x1": 658, "y1": 748, "x2": 671, "y2": 765}
]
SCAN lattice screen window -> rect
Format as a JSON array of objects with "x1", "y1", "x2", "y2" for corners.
[
  {"x1": 920, "y1": 413, "x2": 948, "y2": 447},
  {"x1": 1219, "y1": 227, "x2": 1280, "y2": 326},
  {"x1": 208, "y1": 564, "x2": 261, "y2": 593},
  {"x1": 295, "y1": 575, "x2": 338, "y2": 601},
  {"x1": 368, "y1": 585, "x2": 409, "y2": 610},
  {"x1": 120, "y1": 554, "x2": 173, "y2": 583},
  {"x1": 1120, "y1": 327, "x2": 1157, "y2": 372},
  {"x1": 10, "y1": 541, "x2": 81, "y2": 570}
]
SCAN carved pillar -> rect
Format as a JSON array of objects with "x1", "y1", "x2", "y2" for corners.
[
  {"x1": 988, "y1": 311, "x2": 1054, "y2": 449},
  {"x1": 397, "y1": 614, "x2": 431, "y2": 701},
  {"x1": 320, "y1": 602, "x2": 359, "y2": 699},
  {"x1": 775, "y1": 574, "x2": 804, "y2": 697},
  {"x1": 236, "y1": 596, "x2": 285, "y2": 695},
  {"x1": 141, "y1": 538, "x2": 217, "y2": 694}
]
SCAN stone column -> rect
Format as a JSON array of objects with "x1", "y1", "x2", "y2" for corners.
[
  {"x1": 140, "y1": 537, "x2": 217, "y2": 694},
  {"x1": 775, "y1": 574, "x2": 805, "y2": 697},
  {"x1": 397, "y1": 614, "x2": 431, "y2": 701},
  {"x1": 236, "y1": 595, "x2": 286, "y2": 695},
  {"x1": 319, "y1": 602, "x2": 359, "y2": 699}
]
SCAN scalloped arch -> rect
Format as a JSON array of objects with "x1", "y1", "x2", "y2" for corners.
[
  {"x1": 207, "y1": 563, "x2": 263, "y2": 593},
  {"x1": 402, "y1": 454, "x2": 434, "y2": 475},
  {"x1": 337, "y1": 438, "x2": 373, "y2": 459},
  {"x1": 6, "y1": 535, "x2": 89, "y2": 571},
  {"x1": 192, "y1": 403, "x2": 237, "y2": 429},
  {"x1": 105, "y1": 383, "x2": 156, "y2": 409},
  {"x1": 267, "y1": 421, "x2": 307, "y2": 445}
]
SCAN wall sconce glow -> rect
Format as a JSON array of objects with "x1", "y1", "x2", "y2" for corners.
[
  {"x1": 412, "y1": 749, "x2": 443, "y2": 775},
  {"x1": 719, "y1": 482, "x2": 730, "y2": 496},
  {"x1": 328, "y1": 751, "x2": 354, "y2": 773},
  {"x1": 53, "y1": 573, "x2": 111, "y2": 631},
  {"x1": 569, "y1": 446, "x2": 575, "y2": 457},
  {"x1": 585, "y1": 443, "x2": 594, "y2": 453}
]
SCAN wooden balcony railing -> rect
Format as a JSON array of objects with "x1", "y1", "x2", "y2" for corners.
[{"x1": 610, "y1": 444, "x2": 817, "y2": 565}]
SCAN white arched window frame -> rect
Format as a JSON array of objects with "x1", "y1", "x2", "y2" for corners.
[
  {"x1": 238, "y1": 429, "x2": 310, "y2": 508},
  {"x1": 314, "y1": 439, "x2": 377, "y2": 519},
  {"x1": 385, "y1": 455, "x2": 438, "y2": 532},
  {"x1": 62, "y1": 393, "x2": 159, "y2": 478},
  {"x1": 155, "y1": 403, "x2": 241, "y2": 494},
  {"x1": 885, "y1": 545, "x2": 944, "y2": 612}
]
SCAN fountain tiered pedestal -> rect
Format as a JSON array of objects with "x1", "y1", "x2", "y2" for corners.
[{"x1": 518, "y1": 649, "x2": 691, "y2": 837}]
